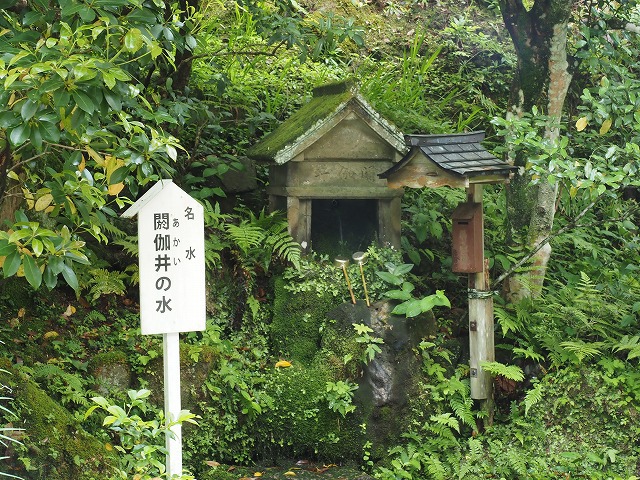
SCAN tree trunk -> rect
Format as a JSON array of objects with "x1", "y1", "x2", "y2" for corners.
[
  {"x1": 0, "y1": 146, "x2": 23, "y2": 225},
  {"x1": 499, "y1": 0, "x2": 574, "y2": 301}
]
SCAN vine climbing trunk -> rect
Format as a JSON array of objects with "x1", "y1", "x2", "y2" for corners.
[{"x1": 499, "y1": 0, "x2": 575, "y2": 301}]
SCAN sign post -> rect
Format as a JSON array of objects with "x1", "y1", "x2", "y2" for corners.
[{"x1": 122, "y1": 179, "x2": 206, "y2": 477}]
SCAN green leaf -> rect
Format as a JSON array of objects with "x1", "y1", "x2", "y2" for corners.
[
  {"x1": 392, "y1": 263, "x2": 414, "y2": 275},
  {"x1": 9, "y1": 124, "x2": 31, "y2": 146},
  {"x1": 23, "y1": 255, "x2": 42, "y2": 289},
  {"x1": 123, "y1": 28, "x2": 144, "y2": 52},
  {"x1": 39, "y1": 121, "x2": 61, "y2": 143},
  {"x1": 109, "y1": 166, "x2": 129, "y2": 184},
  {"x1": 72, "y1": 90, "x2": 95, "y2": 114},
  {"x1": 0, "y1": 241, "x2": 16, "y2": 256},
  {"x1": 3, "y1": 251, "x2": 22, "y2": 277},
  {"x1": 376, "y1": 271, "x2": 403, "y2": 285},
  {"x1": 404, "y1": 300, "x2": 424, "y2": 318},
  {"x1": 102, "y1": 70, "x2": 116, "y2": 89},
  {"x1": 31, "y1": 238, "x2": 43, "y2": 257},
  {"x1": 43, "y1": 265, "x2": 58, "y2": 289},
  {"x1": 20, "y1": 99, "x2": 38, "y2": 121},
  {"x1": 104, "y1": 90, "x2": 122, "y2": 110},
  {"x1": 79, "y1": 7, "x2": 96, "y2": 22},
  {"x1": 0, "y1": 111, "x2": 19, "y2": 128},
  {"x1": 61, "y1": 263, "x2": 79, "y2": 291},
  {"x1": 384, "y1": 289, "x2": 413, "y2": 301},
  {"x1": 47, "y1": 256, "x2": 64, "y2": 275},
  {"x1": 8, "y1": 229, "x2": 32, "y2": 243},
  {"x1": 73, "y1": 65, "x2": 97, "y2": 82}
]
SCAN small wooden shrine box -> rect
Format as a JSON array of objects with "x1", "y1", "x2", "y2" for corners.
[{"x1": 451, "y1": 202, "x2": 483, "y2": 273}]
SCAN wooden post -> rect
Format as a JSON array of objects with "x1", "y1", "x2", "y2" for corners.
[{"x1": 467, "y1": 185, "x2": 495, "y2": 401}]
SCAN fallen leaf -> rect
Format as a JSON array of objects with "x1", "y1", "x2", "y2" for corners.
[
  {"x1": 254, "y1": 472, "x2": 263, "y2": 477},
  {"x1": 62, "y1": 304, "x2": 76, "y2": 318},
  {"x1": 17, "y1": 307, "x2": 25, "y2": 318},
  {"x1": 43, "y1": 331, "x2": 59, "y2": 340},
  {"x1": 284, "y1": 472, "x2": 296, "y2": 477},
  {"x1": 275, "y1": 360, "x2": 292, "y2": 368},
  {"x1": 205, "y1": 461, "x2": 220, "y2": 467}
]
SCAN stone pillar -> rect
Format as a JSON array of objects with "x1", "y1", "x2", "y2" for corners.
[
  {"x1": 377, "y1": 195, "x2": 402, "y2": 248},
  {"x1": 287, "y1": 197, "x2": 312, "y2": 250}
]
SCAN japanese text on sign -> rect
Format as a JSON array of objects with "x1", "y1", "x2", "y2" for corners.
[{"x1": 125, "y1": 181, "x2": 205, "y2": 335}]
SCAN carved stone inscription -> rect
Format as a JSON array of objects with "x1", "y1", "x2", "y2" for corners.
[{"x1": 292, "y1": 161, "x2": 389, "y2": 187}]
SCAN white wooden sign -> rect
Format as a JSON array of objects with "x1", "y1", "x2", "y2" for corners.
[
  {"x1": 123, "y1": 179, "x2": 206, "y2": 335},
  {"x1": 122, "y1": 179, "x2": 206, "y2": 477}
]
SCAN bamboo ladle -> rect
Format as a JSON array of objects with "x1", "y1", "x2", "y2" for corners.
[
  {"x1": 352, "y1": 251, "x2": 370, "y2": 307},
  {"x1": 334, "y1": 257, "x2": 356, "y2": 304}
]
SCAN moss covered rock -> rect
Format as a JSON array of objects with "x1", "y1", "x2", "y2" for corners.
[
  {"x1": 271, "y1": 277, "x2": 335, "y2": 364},
  {"x1": 253, "y1": 363, "x2": 365, "y2": 463},
  {"x1": 0, "y1": 359, "x2": 116, "y2": 480},
  {"x1": 88, "y1": 350, "x2": 131, "y2": 396}
]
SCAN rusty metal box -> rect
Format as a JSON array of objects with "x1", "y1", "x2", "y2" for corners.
[{"x1": 451, "y1": 202, "x2": 483, "y2": 273}]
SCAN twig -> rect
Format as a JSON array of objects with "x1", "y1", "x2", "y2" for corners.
[{"x1": 493, "y1": 198, "x2": 599, "y2": 286}]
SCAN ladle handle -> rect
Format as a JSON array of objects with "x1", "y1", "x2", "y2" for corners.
[
  {"x1": 342, "y1": 265, "x2": 356, "y2": 304},
  {"x1": 359, "y1": 263, "x2": 370, "y2": 307}
]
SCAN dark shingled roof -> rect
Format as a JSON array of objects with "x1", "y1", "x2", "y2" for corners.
[{"x1": 379, "y1": 131, "x2": 516, "y2": 179}]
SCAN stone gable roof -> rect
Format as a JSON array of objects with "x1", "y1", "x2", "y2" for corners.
[{"x1": 246, "y1": 80, "x2": 407, "y2": 164}]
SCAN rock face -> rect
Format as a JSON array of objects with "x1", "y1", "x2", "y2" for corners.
[
  {"x1": 89, "y1": 351, "x2": 131, "y2": 396},
  {"x1": 326, "y1": 300, "x2": 436, "y2": 450}
]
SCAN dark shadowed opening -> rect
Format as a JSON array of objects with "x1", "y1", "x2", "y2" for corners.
[{"x1": 311, "y1": 199, "x2": 378, "y2": 257}]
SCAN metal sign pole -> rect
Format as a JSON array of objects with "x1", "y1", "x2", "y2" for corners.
[{"x1": 164, "y1": 332, "x2": 182, "y2": 477}]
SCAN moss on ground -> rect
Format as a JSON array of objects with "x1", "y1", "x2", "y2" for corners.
[{"x1": 0, "y1": 359, "x2": 116, "y2": 480}]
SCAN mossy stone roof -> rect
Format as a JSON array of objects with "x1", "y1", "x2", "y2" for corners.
[{"x1": 246, "y1": 80, "x2": 406, "y2": 164}]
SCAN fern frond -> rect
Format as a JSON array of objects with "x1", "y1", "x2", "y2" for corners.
[
  {"x1": 425, "y1": 456, "x2": 446, "y2": 480},
  {"x1": 524, "y1": 381, "x2": 543, "y2": 416},
  {"x1": 481, "y1": 361, "x2": 524, "y2": 382},
  {"x1": 265, "y1": 229, "x2": 301, "y2": 270},
  {"x1": 98, "y1": 220, "x2": 128, "y2": 239},
  {"x1": 467, "y1": 437, "x2": 483, "y2": 459},
  {"x1": 28, "y1": 364, "x2": 87, "y2": 405},
  {"x1": 446, "y1": 376, "x2": 468, "y2": 396},
  {"x1": 512, "y1": 346, "x2": 545, "y2": 362},
  {"x1": 577, "y1": 271, "x2": 599, "y2": 296},
  {"x1": 113, "y1": 236, "x2": 139, "y2": 257},
  {"x1": 225, "y1": 223, "x2": 265, "y2": 253},
  {"x1": 507, "y1": 447, "x2": 528, "y2": 475},
  {"x1": 494, "y1": 306, "x2": 521, "y2": 336},
  {"x1": 85, "y1": 269, "x2": 127, "y2": 302},
  {"x1": 450, "y1": 397, "x2": 475, "y2": 429},
  {"x1": 612, "y1": 334, "x2": 640, "y2": 361},
  {"x1": 559, "y1": 340, "x2": 604, "y2": 361},
  {"x1": 430, "y1": 413, "x2": 460, "y2": 434}
]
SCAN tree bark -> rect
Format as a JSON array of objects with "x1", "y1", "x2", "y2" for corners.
[{"x1": 499, "y1": 0, "x2": 574, "y2": 301}]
